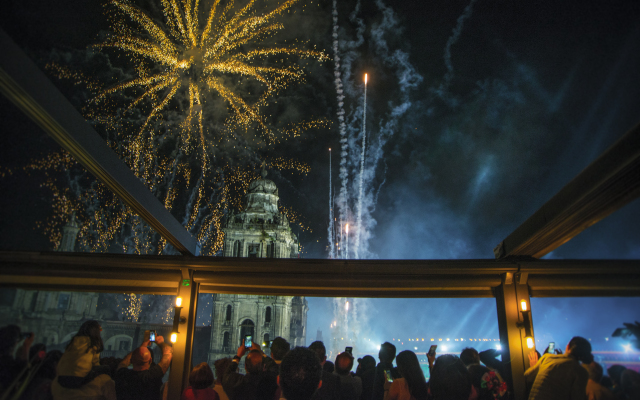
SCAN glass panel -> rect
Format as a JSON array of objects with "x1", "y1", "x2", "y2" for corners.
[
  {"x1": 192, "y1": 295, "x2": 500, "y2": 382},
  {"x1": 531, "y1": 297, "x2": 640, "y2": 372},
  {"x1": 0, "y1": 288, "x2": 175, "y2": 376}
]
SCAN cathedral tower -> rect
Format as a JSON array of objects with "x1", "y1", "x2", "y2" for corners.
[{"x1": 208, "y1": 169, "x2": 308, "y2": 364}]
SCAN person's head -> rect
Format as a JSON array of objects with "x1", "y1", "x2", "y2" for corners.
[
  {"x1": 379, "y1": 342, "x2": 397, "y2": 364},
  {"x1": 608, "y1": 365, "x2": 627, "y2": 386},
  {"x1": 308, "y1": 341, "x2": 327, "y2": 365},
  {"x1": 279, "y1": 347, "x2": 322, "y2": 400},
  {"x1": 468, "y1": 364, "x2": 507, "y2": 400},
  {"x1": 69, "y1": 320, "x2": 103, "y2": 353},
  {"x1": 189, "y1": 362, "x2": 215, "y2": 389},
  {"x1": 271, "y1": 337, "x2": 291, "y2": 361},
  {"x1": 131, "y1": 346, "x2": 152, "y2": 370},
  {"x1": 566, "y1": 336, "x2": 593, "y2": 364},
  {"x1": 620, "y1": 369, "x2": 640, "y2": 399},
  {"x1": 38, "y1": 350, "x2": 63, "y2": 380},
  {"x1": 214, "y1": 357, "x2": 232, "y2": 383},
  {"x1": 396, "y1": 351, "x2": 428, "y2": 400},
  {"x1": 357, "y1": 355, "x2": 376, "y2": 373},
  {"x1": 323, "y1": 361, "x2": 334, "y2": 373},
  {"x1": 29, "y1": 343, "x2": 47, "y2": 362},
  {"x1": 429, "y1": 354, "x2": 472, "y2": 400},
  {"x1": 0, "y1": 325, "x2": 22, "y2": 356},
  {"x1": 459, "y1": 348, "x2": 480, "y2": 367},
  {"x1": 583, "y1": 361, "x2": 604, "y2": 382},
  {"x1": 600, "y1": 375, "x2": 613, "y2": 390},
  {"x1": 334, "y1": 352, "x2": 354, "y2": 376},
  {"x1": 245, "y1": 349, "x2": 264, "y2": 375}
]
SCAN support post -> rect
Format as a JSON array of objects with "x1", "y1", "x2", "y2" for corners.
[
  {"x1": 167, "y1": 269, "x2": 199, "y2": 400},
  {"x1": 495, "y1": 273, "x2": 534, "y2": 400}
]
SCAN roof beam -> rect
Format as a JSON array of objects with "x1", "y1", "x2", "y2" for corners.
[
  {"x1": 494, "y1": 122, "x2": 640, "y2": 259},
  {"x1": 2, "y1": 251, "x2": 639, "y2": 298},
  {"x1": 0, "y1": 29, "x2": 198, "y2": 256}
]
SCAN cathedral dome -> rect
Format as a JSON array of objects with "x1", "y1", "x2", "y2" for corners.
[{"x1": 248, "y1": 167, "x2": 278, "y2": 196}]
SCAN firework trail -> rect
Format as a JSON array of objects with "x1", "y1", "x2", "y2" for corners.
[
  {"x1": 328, "y1": 148, "x2": 335, "y2": 258},
  {"x1": 30, "y1": 0, "x2": 326, "y2": 256},
  {"x1": 332, "y1": 0, "x2": 351, "y2": 252},
  {"x1": 436, "y1": 0, "x2": 478, "y2": 104},
  {"x1": 354, "y1": 74, "x2": 367, "y2": 259},
  {"x1": 329, "y1": 0, "x2": 421, "y2": 259}
]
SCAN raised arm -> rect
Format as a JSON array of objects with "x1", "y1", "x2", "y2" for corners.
[{"x1": 155, "y1": 336, "x2": 173, "y2": 374}]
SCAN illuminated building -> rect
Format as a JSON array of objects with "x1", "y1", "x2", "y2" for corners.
[{"x1": 208, "y1": 168, "x2": 308, "y2": 364}]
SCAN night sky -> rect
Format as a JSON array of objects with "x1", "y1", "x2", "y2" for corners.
[{"x1": 1, "y1": 0, "x2": 639, "y2": 358}]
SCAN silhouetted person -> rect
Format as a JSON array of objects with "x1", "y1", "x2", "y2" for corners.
[
  {"x1": 620, "y1": 369, "x2": 640, "y2": 400},
  {"x1": 52, "y1": 321, "x2": 115, "y2": 400},
  {"x1": 334, "y1": 352, "x2": 361, "y2": 400},
  {"x1": 308, "y1": 341, "x2": 340, "y2": 400},
  {"x1": 0, "y1": 325, "x2": 33, "y2": 392},
  {"x1": 607, "y1": 365, "x2": 627, "y2": 399},
  {"x1": 181, "y1": 362, "x2": 220, "y2": 400},
  {"x1": 223, "y1": 343, "x2": 277, "y2": 400},
  {"x1": 265, "y1": 337, "x2": 291, "y2": 374},
  {"x1": 114, "y1": 334, "x2": 173, "y2": 400},
  {"x1": 429, "y1": 354, "x2": 472, "y2": 400},
  {"x1": 478, "y1": 348, "x2": 505, "y2": 377},
  {"x1": 388, "y1": 351, "x2": 428, "y2": 400},
  {"x1": 323, "y1": 362, "x2": 335, "y2": 374},
  {"x1": 468, "y1": 364, "x2": 507, "y2": 400},
  {"x1": 372, "y1": 342, "x2": 400, "y2": 400},
  {"x1": 525, "y1": 336, "x2": 593, "y2": 400},
  {"x1": 355, "y1": 355, "x2": 376, "y2": 400},
  {"x1": 459, "y1": 348, "x2": 480, "y2": 368},
  {"x1": 214, "y1": 358, "x2": 232, "y2": 400},
  {"x1": 279, "y1": 347, "x2": 322, "y2": 400}
]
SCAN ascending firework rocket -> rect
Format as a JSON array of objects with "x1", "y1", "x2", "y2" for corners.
[{"x1": 355, "y1": 73, "x2": 367, "y2": 259}]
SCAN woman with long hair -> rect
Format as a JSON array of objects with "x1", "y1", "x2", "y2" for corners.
[
  {"x1": 388, "y1": 350, "x2": 428, "y2": 400},
  {"x1": 55, "y1": 320, "x2": 109, "y2": 389},
  {"x1": 525, "y1": 336, "x2": 593, "y2": 400}
]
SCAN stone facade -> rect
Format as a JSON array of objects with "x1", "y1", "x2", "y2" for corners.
[
  {"x1": 0, "y1": 169, "x2": 308, "y2": 366},
  {"x1": 208, "y1": 169, "x2": 308, "y2": 364}
]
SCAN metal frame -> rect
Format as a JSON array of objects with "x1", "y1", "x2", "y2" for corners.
[
  {"x1": 1, "y1": 252, "x2": 640, "y2": 399},
  {"x1": 494, "y1": 122, "x2": 640, "y2": 259},
  {"x1": 0, "y1": 28, "x2": 198, "y2": 256}
]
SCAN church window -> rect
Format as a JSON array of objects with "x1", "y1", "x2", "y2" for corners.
[
  {"x1": 225, "y1": 305, "x2": 232, "y2": 321},
  {"x1": 57, "y1": 293, "x2": 70, "y2": 310},
  {"x1": 0, "y1": 288, "x2": 15, "y2": 307},
  {"x1": 223, "y1": 332, "x2": 230, "y2": 349},
  {"x1": 29, "y1": 293, "x2": 38, "y2": 311},
  {"x1": 240, "y1": 319, "x2": 255, "y2": 343},
  {"x1": 265, "y1": 306, "x2": 271, "y2": 323}
]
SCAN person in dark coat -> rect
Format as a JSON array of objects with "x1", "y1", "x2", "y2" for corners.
[{"x1": 308, "y1": 341, "x2": 340, "y2": 400}]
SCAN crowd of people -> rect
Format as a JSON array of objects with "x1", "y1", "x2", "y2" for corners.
[{"x1": 1, "y1": 321, "x2": 639, "y2": 400}]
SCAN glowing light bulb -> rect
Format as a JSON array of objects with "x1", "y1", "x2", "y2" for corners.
[
  {"x1": 521, "y1": 300, "x2": 527, "y2": 312},
  {"x1": 526, "y1": 337, "x2": 534, "y2": 349},
  {"x1": 176, "y1": 297, "x2": 182, "y2": 307},
  {"x1": 170, "y1": 333, "x2": 178, "y2": 343},
  {"x1": 496, "y1": 344, "x2": 502, "y2": 351}
]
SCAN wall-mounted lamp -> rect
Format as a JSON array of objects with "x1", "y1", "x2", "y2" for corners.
[
  {"x1": 171, "y1": 296, "x2": 186, "y2": 343},
  {"x1": 517, "y1": 299, "x2": 534, "y2": 349}
]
